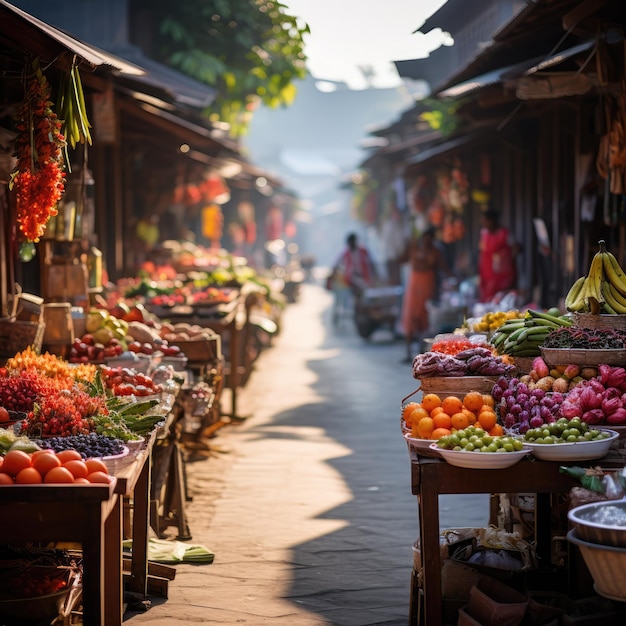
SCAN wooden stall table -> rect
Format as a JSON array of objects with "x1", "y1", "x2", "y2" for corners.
[
  {"x1": 0, "y1": 480, "x2": 121, "y2": 625},
  {"x1": 0, "y1": 431, "x2": 170, "y2": 625},
  {"x1": 409, "y1": 444, "x2": 626, "y2": 626},
  {"x1": 158, "y1": 291, "x2": 249, "y2": 419}
]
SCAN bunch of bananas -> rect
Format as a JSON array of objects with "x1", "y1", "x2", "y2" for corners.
[
  {"x1": 58, "y1": 63, "x2": 92, "y2": 150},
  {"x1": 490, "y1": 309, "x2": 572, "y2": 357},
  {"x1": 565, "y1": 240, "x2": 626, "y2": 314}
]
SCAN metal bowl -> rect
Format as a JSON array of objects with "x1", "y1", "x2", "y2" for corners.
[{"x1": 568, "y1": 500, "x2": 626, "y2": 548}]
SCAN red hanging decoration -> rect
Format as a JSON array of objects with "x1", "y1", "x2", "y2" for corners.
[{"x1": 10, "y1": 59, "x2": 66, "y2": 243}]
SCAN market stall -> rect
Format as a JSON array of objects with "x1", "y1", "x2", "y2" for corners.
[{"x1": 401, "y1": 242, "x2": 626, "y2": 626}]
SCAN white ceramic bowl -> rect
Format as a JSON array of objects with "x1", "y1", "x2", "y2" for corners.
[
  {"x1": 429, "y1": 443, "x2": 530, "y2": 469},
  {"x1": 404, "y1": 432, "x2": 441, "y2": 456},
  {"x1": 523, "y1": 429, "x2": 618, "y2": 461}
]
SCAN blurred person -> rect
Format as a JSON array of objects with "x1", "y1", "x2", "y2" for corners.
[
  {"x1": 328, "y1": 232, "x2": 377, "y2": 326},
  {"x1": 478, "y1": 209, "x2": 520, "y2": 302},
  {"x1": 380, "y1": 204, "x2": 408, "y2": 285},
  {"x1": 332, "y1": 232, "x2": 377, "y2": 293},
  {"x1": 399, "y1": 227, "x2": 449, "y2": 362}
]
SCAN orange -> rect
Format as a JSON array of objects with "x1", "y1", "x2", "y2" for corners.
[
  {"x1": 55, "y1": 450, "x2": 83, "y2": 464},
  {"x1": 1, "y1": 450, "x2": 32, "y2": 477},
  {"x1": 0, "y1": 472, "x2": 14, "y2": 484},
  {"x1": 450, "y1": 412, "x2": 470, "y2": 431},
  {"x1": 73, "y1": 477, "x2": 91, "y2": 485},
  {"x1": 462, "y1": 408, "x2": 477, "y2": 425},
  {"x1": 432, "y1": 413, "x2": 452, "y2": 430},
  {"x1": 402, "y1": 402, "x2": 420, "y2": 422},
  {"x1": 44, "y1": 466, "x2": 75, "y2": 484},
  {"x1": 431, "y1": 427, "x2": 452, "y2": 440},
  {"x1": 441, "y1": 396, "x2": 463, "y2": 417},
  {"x1": 478, "y1": 404, "x2": 496, "y2": 417},
  {"x1": 63, "y1": 460, "x2": 89, "y2": 480},
  {"x1": 87, "y1": 471, "x2": 113, "y2": 484},
  {"x1": 85, "y1": 458, "x2": 109, "y2": 475},
  {"x1": 463, "y1": 392, "x2": 484, "y2": 412},
  {"x1": 32, "y1": 452, "x2": 61, "y2": 477},
  {"x1": 408, "y1": 406, "x2": 429, "y2": 426},
  {"x1": 421, "y1": 394, "x2": 441, "y2": 413},
  {"x1": 478, "y1": 410, "x2": 498, "y2": 431},
  {"x1": 489, "y1": 424, "x2": 504, "y2": 436},
  {"x1": 430, "y1": 406, "x2": 446, "y2": 418},
  {"x1": 482, "y1": 394, "x2": 495, "y2": 408},
  {"x1": 415, "y1": 417, "x2": 435, "y2": 439},
  {"x1": 15, "y1": 467, "x2": 43, "y2": 484}
]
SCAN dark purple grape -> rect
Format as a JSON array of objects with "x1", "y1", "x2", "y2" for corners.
[{"x1": 529, "y1": 416, "x2": 544, "y2": 428}]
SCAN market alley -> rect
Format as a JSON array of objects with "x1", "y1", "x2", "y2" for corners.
[{"x1": 128, "y1": 282, "x2": 489, "y2": 625}]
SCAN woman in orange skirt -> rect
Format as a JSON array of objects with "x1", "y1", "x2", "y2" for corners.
[{"x1": 400, "y1": 227, "x2": 449, "y2": 362}]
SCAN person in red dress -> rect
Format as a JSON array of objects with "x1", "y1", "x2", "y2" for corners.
[{"x1": 478, "y1": 209, "x2": 520, "y2": 302}]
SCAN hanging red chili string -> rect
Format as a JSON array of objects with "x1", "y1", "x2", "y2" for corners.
[{"x1": 10, "y1": 58, "x2": 66, "y2": 243}]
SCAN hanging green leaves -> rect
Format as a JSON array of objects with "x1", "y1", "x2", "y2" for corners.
[{"x1": 58, "y1": 61, "x2": 92, "y2": 151}]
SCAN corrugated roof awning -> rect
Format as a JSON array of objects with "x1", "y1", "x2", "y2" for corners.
[
  {"x1": 405, "y1": 130, "x2": 491, "y2": 167},
  {"x1": 0, "y1": 0, "x2": 144, "y2": 74},
  {"x1": 437, "y1": 39, "x2": 596, "y2": 98}
]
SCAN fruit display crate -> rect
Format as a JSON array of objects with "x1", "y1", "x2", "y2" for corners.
[
  {"x1": 540, "y1": 347, "x2": 626, "y2": 367},
  {"x1": 416, "y1": 376, "x2": 499, "y2": 396},
  {"x1": 572, "y1": 313, "x2": 626, "y2": 331}
]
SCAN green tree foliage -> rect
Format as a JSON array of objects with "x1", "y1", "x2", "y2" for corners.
[{"x1": 133, "y1": 0, "x2": 309, "y2": 135}]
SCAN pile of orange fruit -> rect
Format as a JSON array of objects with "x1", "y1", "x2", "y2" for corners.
[{"x1": 403, "y1": 391, "x2": 502, "y2": 440}]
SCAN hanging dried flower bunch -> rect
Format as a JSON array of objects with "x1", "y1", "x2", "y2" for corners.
[{"x1": 10, "y1": 58, "x2": 66, "y2": 242}]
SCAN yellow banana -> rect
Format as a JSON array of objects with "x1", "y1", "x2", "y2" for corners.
[
  {"x1": 603, "y1": 280, "x2": 626, "y2": 313},
  {"x1": 567, "y1": 277, "x2": 590, "y2": 312},
  {"x1": 603, "y1": 250, "x2": 626, "y2": 296},
  {"x1": 564, "y1": 276, "x2": 586, "y2": 311},
  {"x1": 585, "y1": 251, "x2": 605, "y2": 306}
]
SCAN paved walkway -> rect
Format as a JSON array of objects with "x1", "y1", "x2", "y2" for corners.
[{"x1": 128, "y1": 283, "x2": 489, "y2": 625}]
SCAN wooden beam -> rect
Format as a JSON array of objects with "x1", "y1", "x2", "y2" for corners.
[{"x1": 562, "y1": 0, "x2": 611, "y2": 32}]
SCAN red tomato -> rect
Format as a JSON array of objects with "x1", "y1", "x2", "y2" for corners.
[{"x1": 0, "y1": 407, "x2": 10, "y2": 422}]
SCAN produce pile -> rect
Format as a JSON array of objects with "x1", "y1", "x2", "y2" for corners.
[
  {"x1": 412, "y1": 347, "x2": 516, "y2": 378},
  {"x1": 494, "y1": 357, "x2": 626, "y2": 431},
  {"x1": 403, "y1": 391, "x2": 501, "y2": 441},
  {"x1": 542, "y1": 326, "x2": 626, "y2": 349},
  {"x1": 0, "y1": 349, "x2": 169, "y2": 478},
  {"x1": 564, "y1": 239, "x2": 626, "y2": 314},
  {"x1": 489, "y1": 309, "x2": 572, "y2": 358},
  {"x1": 470, "y1": 309, "x2": 524, "y2": 333}
]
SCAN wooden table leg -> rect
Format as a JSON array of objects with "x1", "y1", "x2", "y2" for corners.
[
  {"x1": 128, "y1": 454, "x2": 151, "y2": 596},
  {"x1": 81, "y1": 496, "x2": 121, "y2": 625},
  {"x1": 418, "y1": 474, "x2": 443, "y2": 626},
  {"x1": 103, "y1": 494, "x2": 123, "y2": 625}
]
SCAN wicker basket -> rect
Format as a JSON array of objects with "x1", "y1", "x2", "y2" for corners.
[
  {"x1": 0, "y1": 318, "x2": 45, "y2": 357},
  {"x1": 573, "y1": 313, "x2": 626, "y2": 331},
  {"x1": 417, "y1": 376, "x2": 499, "y2": 396},
  {"x1": 540, "y1": 347, "x2": 626, "y2": 367}
]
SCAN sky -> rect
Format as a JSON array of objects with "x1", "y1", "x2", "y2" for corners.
[{"x1": 284, "y1": 0, "x2": 450, "y2": 90}]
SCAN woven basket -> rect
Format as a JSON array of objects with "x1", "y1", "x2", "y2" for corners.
[
  {"x1": 0, "y1": 318, "x2": 45, "y2": 357},
  {"x1": 540, "y1": 347, "x2": 626, "y2": 367},
  {"x1": 417, "y1": 376, "x2": 499, "y2": 396},
  {"x1": 573, "y1": 313, "x2": 626, "y2": 331}
]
